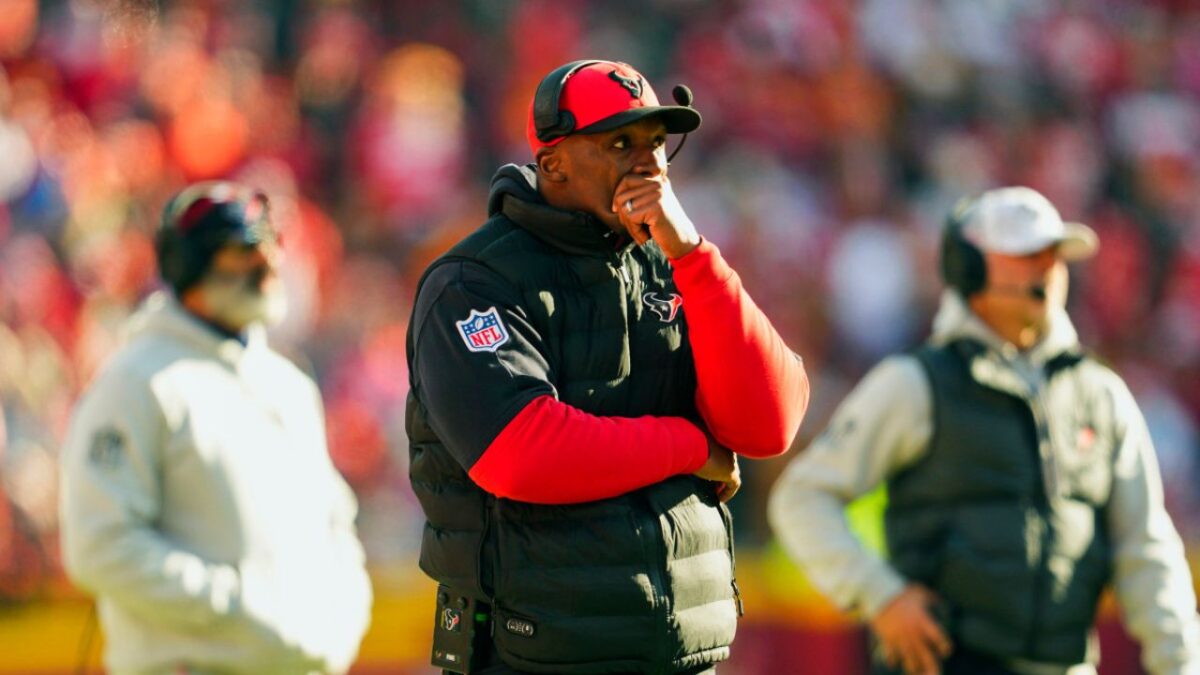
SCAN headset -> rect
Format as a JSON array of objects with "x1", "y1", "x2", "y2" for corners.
[
  {"x1": 940, "y1": 196, "x2": 987, "y2": 297},
  {"x1": 531, "y1": 59, "x2": 696, "y2": 162},
  {"x1": 155, "y1": 181, "x2": 271, "y2": 295},
  {"x1": 940, "y1": 195, "x2": 1052, "y2": 301},
  {"x1": 532, "y1": 59, "x2": 606, "y2": 144}
]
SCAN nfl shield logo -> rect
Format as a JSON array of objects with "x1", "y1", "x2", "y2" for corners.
[{"x1": 456, "y1": 307, "x2": 510, "y2": 353}]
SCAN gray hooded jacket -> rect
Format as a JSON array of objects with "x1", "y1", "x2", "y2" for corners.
[
  {"x1": 60, "y1": 293, "x2": 372, "y2": 675},
  {"x1": 769, "y1": 291, "x2": 1200, "y2": 675}
]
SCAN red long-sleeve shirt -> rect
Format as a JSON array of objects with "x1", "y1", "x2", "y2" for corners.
[
  {"x1": 670, "y1": 238, "x2": 810, "y2": 457},
  {"x1": 457, "y1": 239, "x2": 808, "y2": 503}
]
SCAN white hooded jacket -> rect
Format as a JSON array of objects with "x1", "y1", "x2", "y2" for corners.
[{"x1": 60, "y1": 292, "x2": 373, "y2": 675}]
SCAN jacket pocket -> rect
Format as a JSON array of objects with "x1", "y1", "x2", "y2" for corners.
[
  {"x1": 490, "y1": 498, "x2": 658, "y2": 671},
  {"x1": 645, "y1": 479, "x2": 738, "y2": 662}
]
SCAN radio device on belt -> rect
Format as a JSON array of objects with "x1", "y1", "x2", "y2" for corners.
[{"x1": 431, "y1": 584, "x2": 488, "y2": 673}]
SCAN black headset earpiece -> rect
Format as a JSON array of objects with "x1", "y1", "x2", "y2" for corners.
[
  {"x1": 156, "y1": 187, "x2": 194, "y2": 295},
  {"x1": 533, "y1": 59, "x2": 605, "y2": 143},
  {"x1": 155, "y1": 182, "x2": 271, "y2": 295},
  {"x1": 155, "y1": 222, "x2": 196, "y2": 295},
  {"x1": 940, "y1": 196, "x2": 987, "y2": 297},
  {"x1": 666, "y1": 85, "x2": 694, "y2": 164}
]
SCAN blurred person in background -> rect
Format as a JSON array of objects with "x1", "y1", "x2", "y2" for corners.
[
  {"x1": 58, "y1": 181, "x2": 372, "y2": 675},
  {"x1": 769, "y1": 187, "x2": 1200, "y2": 675},
  {"x1": 0, "y1": 2, "x2": 1196, "y2": 674},
  {"x1": 406, "y1": 59, "x2": 809, "y2": 674}
]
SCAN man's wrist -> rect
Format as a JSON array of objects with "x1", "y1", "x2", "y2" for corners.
[
  {"x1": 656, "y1": 224, "x2": 700, "y2": 259},
  {"x1": 662, "y1": 233, "x2": 704, "y2": 261},
  {"x1": 860, "y1": 569, "x2": 908, "y2": 620},
  {"x1": 663, "y1": 241, "x2": 699, "y2": 259}
]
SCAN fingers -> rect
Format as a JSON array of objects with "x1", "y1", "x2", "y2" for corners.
[
  {"x1": 617, "y1": 192, "x2": 661, "y2": 217},
  {"x1": 902, "y1": 612, "x2": 950, "y2": 667},
  {"x1": 872, "y1": 591, "x2": 948, "y2": 675},
  {"x1": 899, "y1": 640, "x2": 921, "y2": 675},
  {"x1": 901, "y1": 609, "x2": 947, "y2": 674},
  {"x1": 611, "y1": 180, "x2": 661, "y2": 210},
  {"x1": 611, "y1": 179, "x2": 664, "y2": 221},
  {"x1": 885, "y1": 632, "x2": 938, "y2": 675},
  {"x1": 613, "y1": 173, "x2": 664, "y2": 198},
  {"x1": 611, "y1": 172, "x2": 697, "y2": 258},
  {"x1": 919, "y1": 612, "x2": 953, "y2": 659},
  {"x1": 611, "y1": 185, "x2": 658, "y2": 245},
  {"x1": 622, "y1": 218, "x2": 651, "y2": 246},
  {"x1": 612, "y1": 183, "x2": 664, "y2": 239},
  {"x1": 617, "y1": 205, "x2": 661, "y2": 247},
  {"x1": 879, "y1": 642, "x2": 898, "y2": 670},
  {"x1": 912, "y1": 638, "x2": 940, "y2": 675},
  {"x1": 910, "y1": 587, "x2": 952, "y2": 658}
]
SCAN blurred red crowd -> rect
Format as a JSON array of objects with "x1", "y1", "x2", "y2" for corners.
[{"x1": 1, "y1": 0, "x2": 1200, "y2": 601}]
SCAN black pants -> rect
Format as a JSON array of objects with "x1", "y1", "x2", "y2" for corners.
[
  {"x1": 448, "y1": 664, "x2": 716, "y2": 674},
  {"x1": 446, "y1": 640, "x2": 717, "y2": 675}
]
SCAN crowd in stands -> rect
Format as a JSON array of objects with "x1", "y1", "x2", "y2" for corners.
[{"x1": 2, "y1": 0, "x2": 1200, "y2": 602}]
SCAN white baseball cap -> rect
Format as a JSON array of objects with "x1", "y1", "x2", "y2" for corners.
[{"x1": 960, "y1": 186, "x2": 1098, "y2": 261}]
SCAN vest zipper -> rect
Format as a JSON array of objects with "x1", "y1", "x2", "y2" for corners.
[
  {"x1": 1024, "y1": 392, "x2": 1056, "y2": 657},
  {"x1": 614, "y1": 254, "x2": 638, "y2": 378},
  {"x1": 615, "y1": 258, "x2": 634, "y2": 311},
  {"x1": 719, "y1": 504, "x2": 745, "y2": 617},
  {"x1": 477, "y1": 496, "x2": 494, "y2": 600},
  {"x1": 1028, "y1": 393, "x2": 1060, "y2": 500}
]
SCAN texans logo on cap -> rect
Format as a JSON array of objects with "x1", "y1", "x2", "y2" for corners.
[{"x1": 609, "y1": 70, "x2": 643, "y2": 98}]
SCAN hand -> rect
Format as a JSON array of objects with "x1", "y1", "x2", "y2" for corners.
[
  {"x1": 611, "y1": 173, "x2": 700, "y2": 259},
  {"x1": 870, "y1": 584, "x2": 953, "y2": 675},
  {"x1": 693, "y1": 435, "x2": 741, "y2": 503}
]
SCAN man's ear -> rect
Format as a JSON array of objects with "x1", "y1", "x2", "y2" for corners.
[{"x1": 536, "y1": 146, "x2": 567, "y2": 183}]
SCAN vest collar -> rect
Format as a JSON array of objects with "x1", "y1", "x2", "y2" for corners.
[
  {"x1": 948, "y1": 335, "x2": 1086, "y2": 402},
  {"x1": 930, "y1": 290, "x2": 1083, "y2": 373},
  {"x1": 487, "y1": 163, "x2": 634, "y2": 257}
]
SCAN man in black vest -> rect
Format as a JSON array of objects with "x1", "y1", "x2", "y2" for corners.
[
  {"x1": 406, "y1": 60, "x2": 809, "y2": 674},
  {"x1": 769, "y1": 186, "x2": 1200, "y2": 675}
]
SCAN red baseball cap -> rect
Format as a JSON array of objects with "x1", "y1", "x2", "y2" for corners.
[{"x1": 526, "y1": 60, "x2": 701, "y2": 154}]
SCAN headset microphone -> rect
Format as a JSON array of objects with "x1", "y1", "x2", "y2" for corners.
[
  {"x1": 667, "y1": 85, "x2": 694, "y2": 163},
  {"x1": 991, "y1": 284, "x2": 1047, "y2": 300}
]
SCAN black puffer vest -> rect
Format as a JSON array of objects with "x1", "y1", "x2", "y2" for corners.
[
  {"x1": 887, "y1": 338, "x2": 1119, "y2": 665},
  {"x1": 406, "y1": 165, "x2": 739, "y2": 674}
]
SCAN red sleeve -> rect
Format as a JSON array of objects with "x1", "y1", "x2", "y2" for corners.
[
  {"x1": 468, "y1": 395, "x2": 709, "y2": 504},
  {"x1": 669, "y1": 238, "x2": 810, "y2": 457}
]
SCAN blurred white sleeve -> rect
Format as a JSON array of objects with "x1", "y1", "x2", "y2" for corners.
[
  {"x1": 323, "y1": 475, "x2": 374, "y2": 674},
  {"x1": 1106, "y1": 383, "x2": 1200, "y2": 675},
  {"x1": 58, "y1": 372, "x2": 241, "y2": 628},
  {"x1": 310, "y1": 383, "x2": 374, "y2": 674},
  {"x1": 767, "y1": 355, "x2": 932, "y2": 618}
]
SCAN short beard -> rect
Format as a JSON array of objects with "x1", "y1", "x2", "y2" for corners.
[{"x1": 197, "y1": 271, "x2": 288, "y2": 331}]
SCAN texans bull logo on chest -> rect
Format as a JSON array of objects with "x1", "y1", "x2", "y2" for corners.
[
  {"x1": 643, "y1": 292, "x2": 683, "y2": 323},
  {"x1": 456, "y1": 307, "x2": 510, "y2": 352}
]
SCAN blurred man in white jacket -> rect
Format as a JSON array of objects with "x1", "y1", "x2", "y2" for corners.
[
  {"x1": 769, "y1": 187, "x2": 1200, "y2": 675},
  {"x1": 60, "y1": 181, "x2": 373, "y2": 675}
]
